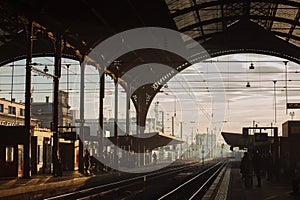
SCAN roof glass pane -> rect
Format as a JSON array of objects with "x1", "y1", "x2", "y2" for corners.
[
  {"x1": 289, "y1": 39, "x2": 300, "y2": 47},
  {"x1": 225, "y1": 2, "x2": 243, "y2": 16},
  {"x1": 174, "y1": 11, "x2": 198, "y2": 30},
  {"x1": 184, "y1": 29, "x2": 202, "y2": 39},
  {"x1": 165, "y1": 0, "x2": 193, "y2": 13},
  {"x1": 201, "y1": 5, "x2": 222, "y2": 21},
  {"x1": 293, "y1": 27, "x2": 300, "y2": 43},
  {"x1": 203, "y1": 22, "x2": 223, "y2": 35},
  {"x1": 275, "y1": 5, "x2": 298, "y2": 20},
  {"x1": 250, "y1": 2, "x2": 273, "y2": 16},
  {"x1": 272, "y1": 21, "x2": 291, "y2": 34}
]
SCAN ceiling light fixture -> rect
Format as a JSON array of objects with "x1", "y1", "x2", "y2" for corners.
[
  {"x1": 43, "y1": 65, "x2": 49, "y2": 73},
  {"x1": 249, "y1": 63, "x2": 255, "y2": 70},
  {"x1": 246, "y1": 82, "x2": 251, "y2": 87}
]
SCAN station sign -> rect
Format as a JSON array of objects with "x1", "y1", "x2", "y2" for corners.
[{"x1": 287, "y1": 103, "x2": 300, "y2": 109}]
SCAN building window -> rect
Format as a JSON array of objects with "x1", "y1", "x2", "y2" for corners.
[
  {"x1": 8, "y1": 106, "x2": 16, "y2": 115},
  {"x1": 37, "y1": 145, "x2": 43, "y2": 164},
  {"x1": 20, "y1": 108, "x2": 25, "y2": 116},
  {"x1": 0, "y1": 104, "x2": 3, "y2": 112},
  {"x1": 6, "y1": 146, "x2": 14, "y2": 162}
]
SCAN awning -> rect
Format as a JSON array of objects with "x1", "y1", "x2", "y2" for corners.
[
  {"x1": 106, "y1": 132, "x2": 184, "y2": 152},
  {"x1": 221, "y1": 132, "x2": 273, "y2": 150}
]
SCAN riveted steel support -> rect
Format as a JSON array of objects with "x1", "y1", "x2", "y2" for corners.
[
  {"x1": 52, "y1": 34, "x2": 62, "y2": 176},
  {"x1": 24, "y1": 21, "x2": 33, "y2": 178}
]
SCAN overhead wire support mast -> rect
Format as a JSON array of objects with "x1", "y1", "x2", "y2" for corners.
[
  {"x1": 284, "y1": 61, "x2": 288, "y2": 115},
  {"x1": 52, "y1": 34, "x2": 63, "y2": 177}
]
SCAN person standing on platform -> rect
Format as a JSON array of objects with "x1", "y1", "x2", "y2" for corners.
[
  {"x1": 292, "y1": 158, "x2": 300, "y2": 193},
  {"x1": 152, "y1": 152, "x2": 157, "y2": 165},
  {"x1": 240, "y1": 152, "x2": 253, "y2": 188},
  {"x1": 253, "y1": 150, "x2": 263, "y2": 187},
  {"x1": 266, "y1": 151, "x2": 273, "y2": 181},
  {"x1": 84, "y1": 149, "x2": 91, "y2": 176}
]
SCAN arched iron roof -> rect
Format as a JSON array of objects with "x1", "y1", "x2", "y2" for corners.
[
  {"x1": 165, "y1": 0, "x2": 300, "y2": 46},
  {"x1": 0, "y1": 0, "x2": 299, "y2": 67},
  {"x1": 0, "y1": 0, "x2": 299, "y2": 127}
]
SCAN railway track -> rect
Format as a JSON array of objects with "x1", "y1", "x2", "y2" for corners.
[
  {"x1": 45, "y1": 159, "x2": 226, "y2": 200},
  {"x1": 158, "y1": 161, "x2": 226, "y2": 200}
]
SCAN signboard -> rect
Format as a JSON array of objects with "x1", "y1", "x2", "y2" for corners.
[{"x1": 287, "y1": 103, "x2": 300, "y2": 109}]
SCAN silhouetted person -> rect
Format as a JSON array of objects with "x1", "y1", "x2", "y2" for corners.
[
  {"x1": 240, "y1": 152, "x2": 253, "y2": 188},
  {"x1": 84, "y1": 149, "x2": 91, "y2": 175},
  {"x1": 292, "y1": 158, "x2": 300, "y2": 193},
  {"x1": 253, "y1": 151, "x2": 262, "y2": 187},
  {"x1": 266, "y1": 152, "x2": 273, "y2": 181},
  {"x1": 152, "y1": 152, "x2": 157, "y2": 165},
  {"x1": 282, "y1": 153, "x2": 290, "y2": 176}
]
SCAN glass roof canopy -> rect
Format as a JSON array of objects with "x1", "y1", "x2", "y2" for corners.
[{"x1": 165, "y1": 0, "x2": 300, "y2": 47}]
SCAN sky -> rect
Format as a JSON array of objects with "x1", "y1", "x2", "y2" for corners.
[{"x1": 1, "y1": 53, "x2": 300, "y2": 143}]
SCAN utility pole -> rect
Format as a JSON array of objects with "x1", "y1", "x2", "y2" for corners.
[
  {"x1": 161, "y1": 111, "x2": 164, "y2": 133},
  {"x1": 180, "y1": 122, "x2": 183, "y2": 158},
  {"x1": 273, "y1": 80, "x2": 277, "y2": 123},
  {"x1": 172, "y1": 116, "x2": 174, "y2": 136}
]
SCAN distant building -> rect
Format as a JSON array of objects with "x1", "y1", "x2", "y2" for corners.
[
  {"x1": 0, "y1": 98, "x2": 53, "y2": 177},
  {"x1": 70, "y1": 109, "x2": 79, "y2": 127},
  {"x1": 103, "y1": 117, "x2": 160, "y2": 136},
  {"x1": 187, "y1": 133, "x2": 217, "y2": 159},
  {"x1": 0, "y1": 126, "x2": 53, "y2": 177},
  {"x1": 32, "y1": 91, "x2": 72, "y2": 130},
  {"x1": 0, "y1": 98, "x2": 37, "y2": 126}
]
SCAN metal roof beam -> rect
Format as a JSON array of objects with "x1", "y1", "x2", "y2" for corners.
[
  {"x1": 179, "y1": 15, "x2": 300, "y2": 33},
  {"x1": 242, "y1": 0, "x2": 251, "y2": 19},
  {"x1": 192, "y1": 0, "x2": 205, "y2": 41},
  {"x1": 171, "y1": 0, "x2": 300, "y2": 18},
  {"x1": 286, "y1": 7, "x2": 300, "y2": 42},
  {"x1": 267, "y1": 3, "x2": 278, "y2": 30},
  {"x1": 192, "y1": 28, "x2": 300, "y2": 43},
  {"x1": 273, "y1": 30, "x2": 300, "y2": 43},
  {"x1": 221, "y1": 4, "x2": 226, "y2": 31}
]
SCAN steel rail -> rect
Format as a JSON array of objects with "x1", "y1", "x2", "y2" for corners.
[
  {"x1": 158, "y1": 161, "x2": 226, "y2": 200},
  {"x1": 45, "y1": 161, "x2": 205, "y2": 200}
]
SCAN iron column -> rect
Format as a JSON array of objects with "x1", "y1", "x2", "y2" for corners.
[
  {"x1": 24, "y1": 21, "x2": 33, "y2": 178},
  {"x1": 53, "y1": 34, "x2": 62, "y2": 176}
]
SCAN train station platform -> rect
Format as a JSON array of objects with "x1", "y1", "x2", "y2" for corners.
[
  {"x1": 0, "y1": 159, "x2": 195, "y2": 199},
  {"x1": 208, "y1": 160, "x2": 300, "y2": 200},
  {"x1": 0, "y1": 171, "x2": 91, "y2": 199}
]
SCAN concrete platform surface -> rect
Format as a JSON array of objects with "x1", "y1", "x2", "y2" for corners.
[{"x1": 215, "y1": 161, "x2": 300, "y2": 200}]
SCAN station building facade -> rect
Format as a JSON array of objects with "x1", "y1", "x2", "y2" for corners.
[
  {"x1": 0, "y1": 98, "x2": 52, "y2": 177},
  {"x1": 0, "y1": 92, "x2": 78, "y2": 178}
]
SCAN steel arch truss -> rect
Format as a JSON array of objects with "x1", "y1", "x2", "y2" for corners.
[{"x1": 165, "y1": 0, "x2": 300, "y2": 46}]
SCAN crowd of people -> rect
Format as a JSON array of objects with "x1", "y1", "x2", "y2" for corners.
[
  {"x1": 240, "y1": 150, "x2": 273, "y2": 188},
  {"x1": 240, "y1": 150, "x2": 300, "y2": 193},
  {"x1": 83, "y1": 149, "x2": 159, "y2": 175}
]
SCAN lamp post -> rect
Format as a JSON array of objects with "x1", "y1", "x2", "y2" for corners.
[
  {"x1": 284, "y1": 61, "x2": 288, "y2": 114},
  {"x1": 180, "y1": 122, "x2": 183, "y2": 159},
  {"x1": 189, "y1": 121, "x2": 196, "y2": 159},
  {"x1": 164, "y1": 92, "x2": 177, "y2": 136},
  {"x1": 273, "y1": 80, "x2": 277, "y2": 123},
  {"x1": 160, "y1": 111, "x2": 164, "y2": 133}
]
